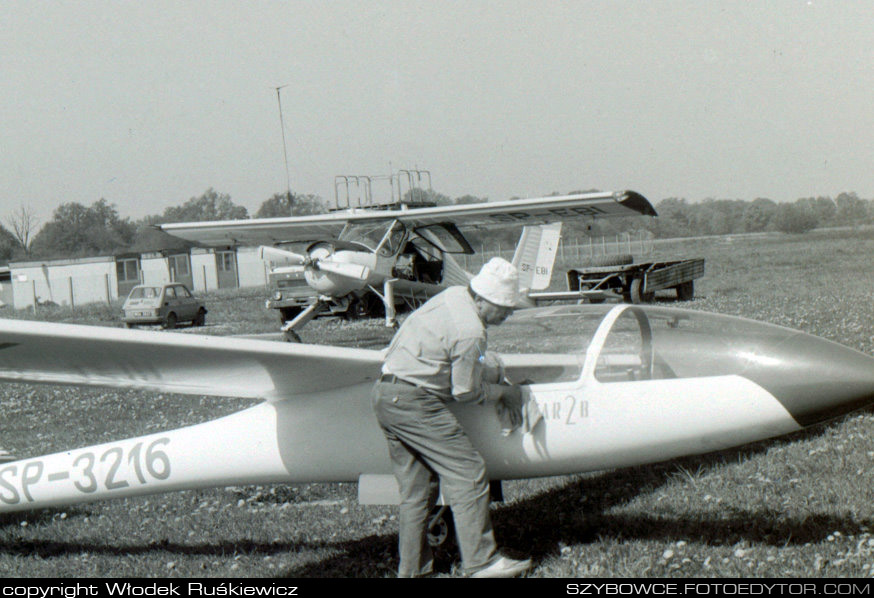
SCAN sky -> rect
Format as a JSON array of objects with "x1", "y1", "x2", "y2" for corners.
[{"x1": 2, "y1": 1, "x2": 873, "y2": 222}]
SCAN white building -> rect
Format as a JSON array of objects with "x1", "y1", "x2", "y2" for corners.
[{"x1": 8, "y1": 247, "x2": 268, "y2": 310}]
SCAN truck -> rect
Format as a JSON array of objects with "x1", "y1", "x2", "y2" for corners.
[
  {"x1": 529, "y1": 255, "x2": 705, "y2": 305},
  {"x1": 265, "y1": 265, "x2": 317, "y2": 324}
]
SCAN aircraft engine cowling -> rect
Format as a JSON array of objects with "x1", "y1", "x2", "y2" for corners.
[{"x1": 303, "y1": 242, "x2": 375, "y2": 296}]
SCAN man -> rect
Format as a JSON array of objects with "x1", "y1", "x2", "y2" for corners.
[{"x1": 371, "y1": 257, "x2": 533, "y2": 578}]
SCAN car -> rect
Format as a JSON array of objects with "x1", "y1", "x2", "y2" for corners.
[{"x1": 122, "y1": 283, "x2": 207, "y2": 329}]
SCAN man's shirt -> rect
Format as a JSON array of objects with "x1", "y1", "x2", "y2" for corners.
[{"x1": 382, "y1": 286, "x2": 503, "y2": 403}]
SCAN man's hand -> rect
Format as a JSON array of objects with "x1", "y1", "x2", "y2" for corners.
[
  {"x1": 498, "y1": 383, "x2": 524, "y2": 429},
  {"x1": 482, "y1": 352, "x2": 505, "y2": 384}
]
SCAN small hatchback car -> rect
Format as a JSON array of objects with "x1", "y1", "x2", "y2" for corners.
[{"x1": 122, "y1": 283, "x2": 207, "y2": 329}]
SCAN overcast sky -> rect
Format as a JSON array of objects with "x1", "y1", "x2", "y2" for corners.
[{"x1": 3, "y1": 1, "x2": 873, "y2": 221}]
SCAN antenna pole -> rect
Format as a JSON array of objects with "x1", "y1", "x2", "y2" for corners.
[{"x1": 275, "y1": 85, "x2": 293, "y2": 211}]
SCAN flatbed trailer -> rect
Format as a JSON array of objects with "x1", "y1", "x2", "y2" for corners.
[{"x1": 529, "y1": 257, "x2": 705, "y2": 305}]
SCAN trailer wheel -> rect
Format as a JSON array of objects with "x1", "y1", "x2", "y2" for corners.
[
  {"x1": 579, "y1": 254, "x2": 634, "y2": 267},
  {"x1": 629, "y1": 278, "x2": 654, "y2": 304},
  {"x1": 676, "y1": 281, "x2": 695, "y2": 301}
]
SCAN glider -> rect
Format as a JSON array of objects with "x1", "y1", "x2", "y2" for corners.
[{"x1": 1, "y1": 303, "x2": 873, "y2": 537}]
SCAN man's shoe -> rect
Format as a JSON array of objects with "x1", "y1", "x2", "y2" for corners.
[{"x1": 470, "y1": 556, "x2": 532, "y2": 578}]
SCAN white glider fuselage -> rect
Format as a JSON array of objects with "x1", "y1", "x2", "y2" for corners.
[{"x1": 3, "y1": 302, "x2": 872, "y2": 513}]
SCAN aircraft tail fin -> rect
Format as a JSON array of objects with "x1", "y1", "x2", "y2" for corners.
[{"x1": 511, "y1": 222, "x2": 563, "y2": 292}]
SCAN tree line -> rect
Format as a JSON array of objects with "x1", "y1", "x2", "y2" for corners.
[{"x1": 1, "y1": 188, "x2": 871, "y2": 264}]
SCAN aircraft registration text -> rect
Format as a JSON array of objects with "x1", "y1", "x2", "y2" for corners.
[
  {"x1": 489, "y1": 206, "x2": 608, "y2": 222},
  {"x1": 0, "y1": 437, "x2": 172, "y2": 505},
  {"x1": 535, "y1": 396, "x2": 589, "y2": 425}
]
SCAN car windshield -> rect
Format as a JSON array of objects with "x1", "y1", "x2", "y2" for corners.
[{"x1": 128, "y1": 287, "x2": 160, "y2": 299}]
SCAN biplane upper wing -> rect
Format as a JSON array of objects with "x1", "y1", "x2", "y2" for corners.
[
  {"x1": 0, "y1": 319, "x2": 383, "y2": 401},
  {"x1": 159, "y1": 190, "x2": 655, "y2": 247}
]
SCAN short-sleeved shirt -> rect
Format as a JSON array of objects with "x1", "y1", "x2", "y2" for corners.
[{"x1": 381, "y1": 286, "x2": 504, "y2": 404}]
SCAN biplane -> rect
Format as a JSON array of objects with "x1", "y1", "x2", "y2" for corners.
[{"x1": 159, "y1": 190, "x2": 656, "y2": 340}]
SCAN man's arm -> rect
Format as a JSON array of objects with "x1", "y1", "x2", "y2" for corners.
[{"x1": 449, "y1": 337, "x2": 506, "y2": 403}]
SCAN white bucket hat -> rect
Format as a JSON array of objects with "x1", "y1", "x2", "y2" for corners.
[{"x1": 470, "y1": 257, "x2": 520, "y2": 308}]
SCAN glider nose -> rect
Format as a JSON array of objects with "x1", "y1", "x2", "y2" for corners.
[{"x1": 746, "y1": 332, "x2": 874, "y2": 427}]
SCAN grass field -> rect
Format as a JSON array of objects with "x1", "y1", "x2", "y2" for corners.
[{"x1": 3, "y1": 227, "x2": 874, "y2": 577}]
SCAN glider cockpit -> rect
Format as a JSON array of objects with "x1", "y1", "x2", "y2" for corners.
[{"x1": 493, "y1": 302, "x2": 874, "y2": 418}]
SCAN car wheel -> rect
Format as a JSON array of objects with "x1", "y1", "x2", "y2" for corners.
[
  {"x1": 162, "y1": 312, "x2": 178, "y2": 329},
  {"x1": 194, "y1": 308, "x2": 206, "y2": 326}
]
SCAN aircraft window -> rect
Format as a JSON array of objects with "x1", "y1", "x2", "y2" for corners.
[
  {"x1": 413, "y1": 223, "x2": 474, "y2": 254},
  {"x1": 642, "y1": 306, "x2": 798, "y2": 380},
  {"x1": 487, "y1": 306, "x2": 606, "y2": 384},
  {"x1": 338, "y1": 221, "x2": 398, "y2": 253},
  {"x1": 375, "y1": 221, "x2": 406, "y2": 257},
  {"x1": 410, "y1": 237, "x2": 441, "y2": 261},
  {"x1": 596, "y1": 308, "x2": 651, "y2": 382}
]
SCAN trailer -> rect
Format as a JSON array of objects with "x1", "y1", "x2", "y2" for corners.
[{"x1": 529, "y1": 256, "x2": 705, "y2": 305}]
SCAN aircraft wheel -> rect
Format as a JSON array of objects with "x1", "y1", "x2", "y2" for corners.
[
  {"x1": 162, "y1": 312, "x2": 177, "y2": 329},
  {"x1": 427, "y1": 506, "x2": 454, "y2": 548},
  {"x1": 124, "y1": 322, "x2": 134, "y2": 329},
  {"x1": 283, "y1": 330, "x2": 302, "y2": 343}
]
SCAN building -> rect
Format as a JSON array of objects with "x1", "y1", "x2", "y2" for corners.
[
  {"x1": 7, "y1": 247, "x2": 268, "y2": 310},
  {"x1": 0, "y1": 266, "x2": 12, "y2": 309}
]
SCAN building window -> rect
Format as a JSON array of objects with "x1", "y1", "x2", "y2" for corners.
[
  {"x1": 218, "y1": 252, "x2": 236, "y2": 272},
  {"x1": 116, "y1": 258, "x2": 140, "y2": 283},
  {"x1": 169, "y1": 254, "x2": 190, "y2": 277}
]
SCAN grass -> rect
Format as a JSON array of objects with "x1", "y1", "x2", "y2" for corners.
[{"x1": 3, "y1": 227, "x2": 874, "y2": 577}]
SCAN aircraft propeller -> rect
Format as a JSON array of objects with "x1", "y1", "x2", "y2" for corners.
[{"x1": 258, "y1": 245, "x2": 370, "y2": 281}]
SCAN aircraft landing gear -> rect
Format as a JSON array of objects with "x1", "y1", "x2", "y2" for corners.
[
  {"x1": 280, "y1": 299, "x2": 328, "y2": 343},
  {"x1": 283, "y1": 330, "x2": 302, "y2": 343},
  {"x1": 427, "y1": 505, "x2": 454, "y2": 547}
]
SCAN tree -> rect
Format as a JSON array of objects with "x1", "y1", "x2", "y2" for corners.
[
  {"x1": 834, "y1": 192, "x2": 867, "y2": 225},
  {"x1": 161, "y1": 188, "x2": 248, "y2": 222},
  {"x1": 402, "y1": 188, "x2": 453, "y2": 206},
  {"x1": 796, "y1": 196, "x2": 836, "y2": 226},
  {"x1": 0, "y1": 225, "x2": 17, "y2": 263},
  {"x1": 773, "y1": 203, "x2": 818, "y2": 234},
  {"x1": 742, "y1": 198, "x2": 777, "y2": 232},
  {"x1": 454, "y1": 195, "x2": 488, "y2": 204},
  {"x1": 255, "y1": 192, "x2": 327, "y2": 218},
  {"x1": 30, "y1": 199, "x2": 137, "y2": 257},
  {"x1": 4, "y1": 205, "x2": 40, "y2": 256}
]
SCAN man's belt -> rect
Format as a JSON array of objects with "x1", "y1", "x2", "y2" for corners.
[{"x1": 378, "y1": 373, "x2": 416, "y2": 386}]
